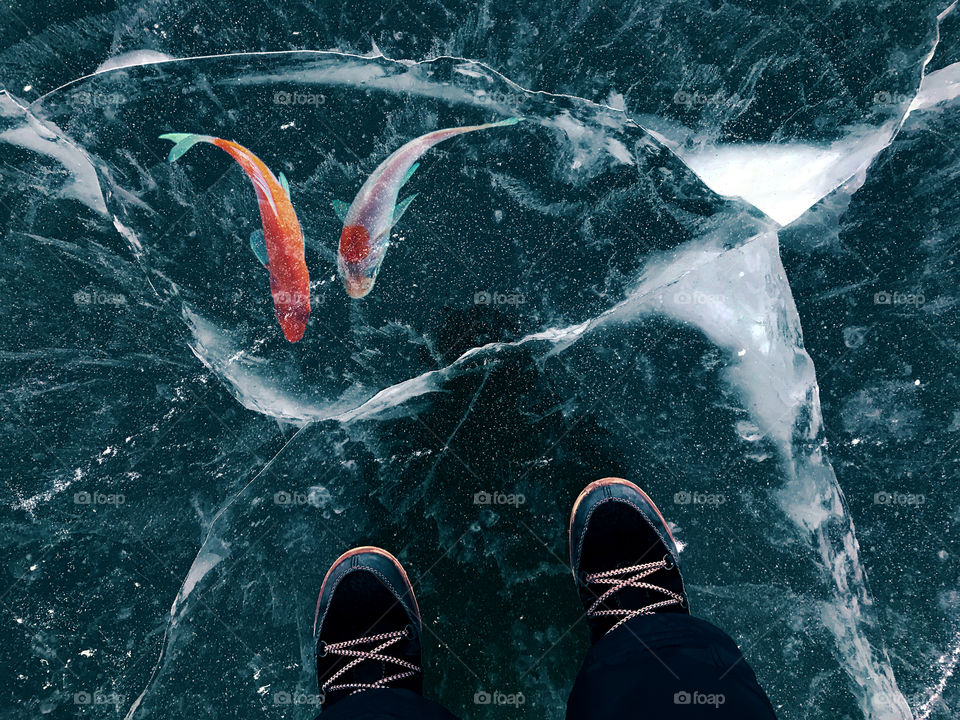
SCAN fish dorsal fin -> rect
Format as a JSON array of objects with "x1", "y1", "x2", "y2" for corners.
[
  {"x1": 400, "y1": 162, "x2": 420, "y2": 188},
  {"x1": 278, "y1": 172, "x2": 290, "y2": 198},
  {"x1": 332, "y1": 199, "x2": 351, "y2": 223},
  {"x1": 393, "y1": 193, "x2": 419, "y2": 225},
  {"x1": 249, "y1": 229, "x2": 269, "y2": 267}
]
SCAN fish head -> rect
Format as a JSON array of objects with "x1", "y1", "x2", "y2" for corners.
[
  {"x1": 338, "y1": 258, "x2": 382, "y2": 299},
  {"x1": 343, "y1": 273, "x2": 375, "y2": 299},
  {"x1": 338, "y1": 224, "x2": 383, "y2": 299},
  {"x1": 273, "y1": 288, "x2": 311, "y2": 342}
]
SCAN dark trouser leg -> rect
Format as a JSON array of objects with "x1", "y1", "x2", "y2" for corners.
[
  {"x1": 316, "y1": 688, "x2": 461, "y2": 720},
  {"x1": 566, "y1": 614, "x2": 778, "y2": 719}
]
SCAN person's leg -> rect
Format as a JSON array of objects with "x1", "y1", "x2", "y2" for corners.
[
  {"x1": 566, "y1": 478, "x2": 778, "y2": 719},
  {"x1": 313, "y1": 546, "x2": 460, "y2": 720},
  {"x1": 317, "y1": 688, "x2": 457, "y2": 720}
]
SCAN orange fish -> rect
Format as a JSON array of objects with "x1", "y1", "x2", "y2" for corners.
[{"x1": 160, "y1": 133, "x2": 310, "y2": 342}]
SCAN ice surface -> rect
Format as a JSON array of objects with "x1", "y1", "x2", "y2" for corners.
[
  {"x1": 3, "y1": 4, "x2": 959, "y2": 719},
  {"x1": 911, "y1": 60, "x2": 960, "y2": 111}
]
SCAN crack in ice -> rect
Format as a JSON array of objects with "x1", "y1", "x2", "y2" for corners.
[
  {"x1": 28, "y1": 31, "x2": 959, "y2": 720},
  {"x1": 122, "y1": 423, "x2": 310, "y2": 720}
]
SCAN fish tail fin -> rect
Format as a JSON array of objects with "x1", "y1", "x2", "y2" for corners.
[
  {"x1": 484, "y1": 116, "x2": 523, "y2": 128},
  {"x1": 159, "y1": 133, "x2": 216, "y2": 163},
  {"x1": 453, "y1": 117, "x2": 522, "y2": 136},
  {"x1": 400, "y1": 161, "x2": 420, "y2": 188}
]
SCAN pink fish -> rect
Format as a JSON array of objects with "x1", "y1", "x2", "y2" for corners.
[{"x1": 333, "y1": 117, "x2": 522, "y2": 298}]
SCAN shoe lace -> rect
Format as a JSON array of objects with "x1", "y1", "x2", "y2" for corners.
[
  {"x1": 585, "y1": 557, "x2": 685, "y2": 634},
  {"x1": 319, "y1": 628, "x2": 420, "y2": 701}
]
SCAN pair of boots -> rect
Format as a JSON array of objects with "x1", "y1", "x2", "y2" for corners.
[{"x1": 313, "y1": 478, "x2": 778, "y2": 718}]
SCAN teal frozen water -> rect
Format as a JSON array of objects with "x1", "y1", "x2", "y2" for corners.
[{"x1": 1, "y1": 3, "x2": 959, "y2": 720}]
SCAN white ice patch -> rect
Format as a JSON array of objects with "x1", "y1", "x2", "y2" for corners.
[
  {"x1": 907, "y1": 2, "x2": 960, "y2": 116},
  {"x1": 335, "y1": 370, "x2": 443, "y2": 423},
  {"x1": 543, "y1": 111, "x2": 634, "y2": 174},
  {"x1": 909, "y1": 60, "x2": 960, "y2": 113},
  {"x1": 183, "y1": 307, "x2": 396, "y2": 424},
  {"x1": 95, "y1": 50, "x2": 175, "y2": 74},
  {"x1": 232, "y1": 60, "x2": 486, "y2": 110},
  {"x1": 172, "y1": 542, "x2": 227, "y2": 618},
  {"x1": 644, "y1": 124, "x2": 892, "y2": 226},
  {"x1": 604, "y1": 137, "x2": 634, "y2": 165},
  {"x1": 454, "y1": 66, "x2": 488, "y2": 79},
  {"x1": 184, "y1": 308, "x2": 329, "y2": 423},
  {"x1": 0, "y1": 92, "x2": 107, "y2": 215},
  {"x1": 112, "y1": 216, "x2": 144, "y2": 255},
  {"x1": 634, "y1": 3, "x2": 957, "y2": 229}
]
